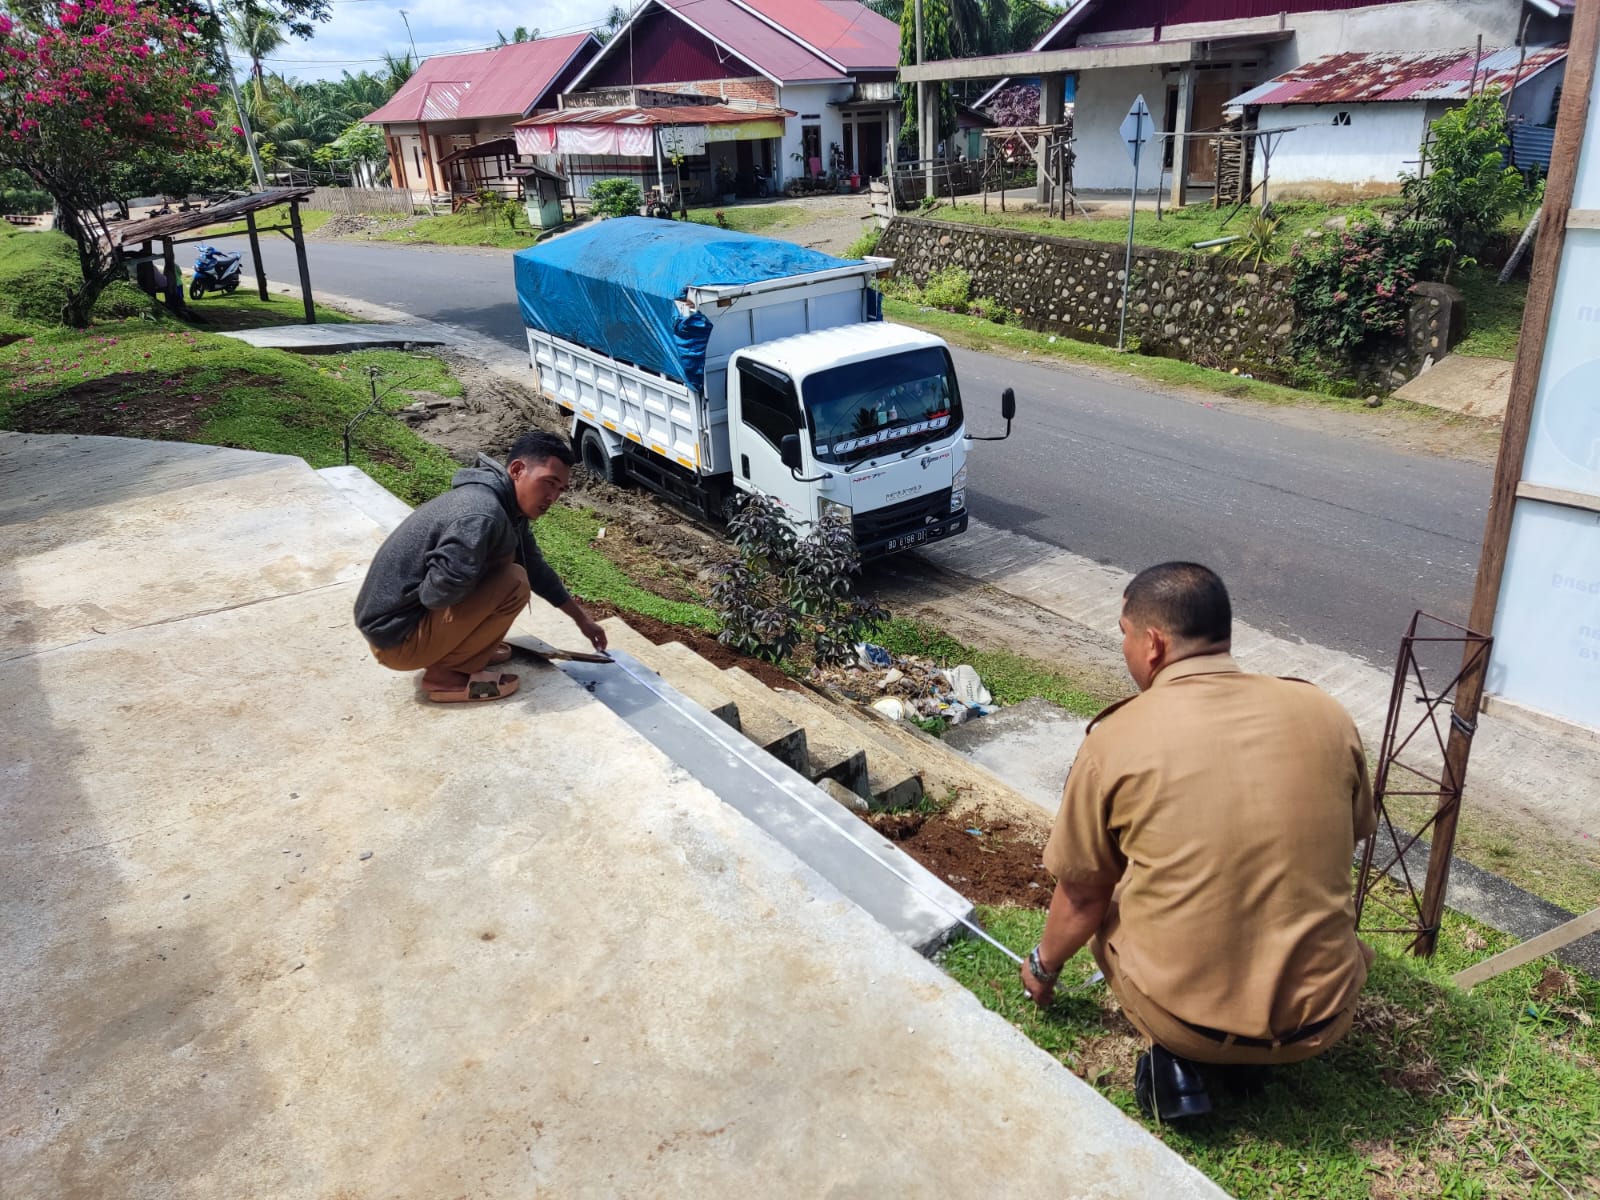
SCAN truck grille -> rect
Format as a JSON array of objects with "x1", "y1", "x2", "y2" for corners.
[{"x1": 853, "y1": 488, "x2": 953, "y2": 545}]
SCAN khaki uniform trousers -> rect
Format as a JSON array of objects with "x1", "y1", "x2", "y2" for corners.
[
  {"x1": 370, "y1": 561, "x2": 530, "y2": 676},
  {"x1": 1092, "y1": 934, "x2": 1365, "y2": 1067}
]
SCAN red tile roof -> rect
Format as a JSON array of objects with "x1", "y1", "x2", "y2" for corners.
[
  {"x1": 1230, "y1": 45, "x2": 1568, "y2": 107},
  {"x1": 364, "y1": 33, "x2": 598, "y2": 124}
]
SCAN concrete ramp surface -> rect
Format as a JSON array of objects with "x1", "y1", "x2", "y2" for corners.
[{"x1": 0, "y1": 432, "x2": 1225, "y2": 1199}]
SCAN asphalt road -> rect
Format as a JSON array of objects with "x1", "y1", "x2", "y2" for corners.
[{"x1": 223, "y1": 236, "x2": 1492, "y2": 665}]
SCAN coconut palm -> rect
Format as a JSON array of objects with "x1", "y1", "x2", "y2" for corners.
[
  {"x1": 381, "y1": 50, "x2": 416, "y2": 90},
  {"x1": 224, "y1": 2, "x2": 287, "y2": 104}
]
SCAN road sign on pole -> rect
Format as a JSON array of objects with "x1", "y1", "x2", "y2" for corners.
[{"x1": 1118, "y1": 95, "x2": 1150, "y2": 350}]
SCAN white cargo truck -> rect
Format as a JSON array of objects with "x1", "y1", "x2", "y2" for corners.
[{"x1": 513, "y1": 217, "x2": 1014, "y2": 557}]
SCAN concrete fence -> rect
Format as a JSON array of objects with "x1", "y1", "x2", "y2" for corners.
[{"x1": 304, "y1": 187, "x2": 417, "y2": 216}]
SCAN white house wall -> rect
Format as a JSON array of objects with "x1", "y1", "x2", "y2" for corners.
[
  {"x1": 1263, "y1": 102, "x2": 1430, "y2": 197},
  {"x1": 1070, "y1": 64, "x2": 1167, "y2": 192},
  {"x1": 777, "y1": 82, "x2": 854, "y2": 184}
]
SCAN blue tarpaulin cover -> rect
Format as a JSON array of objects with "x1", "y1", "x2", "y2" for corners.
[{"x1": 513, "y1": 217, "x2": 873, "y2": 392}]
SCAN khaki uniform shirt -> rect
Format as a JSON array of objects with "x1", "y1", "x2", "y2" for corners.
[{"x1": 1044, "y1": 654, "x2": 1376, "y2": 1040}]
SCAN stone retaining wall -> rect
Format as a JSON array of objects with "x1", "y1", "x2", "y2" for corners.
[{"x1": 875, "y1": 217, "x2": 1461, "y2": 388}]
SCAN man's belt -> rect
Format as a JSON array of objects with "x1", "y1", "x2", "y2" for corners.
[{"x1": 1178, "y1": 1010, "x2": 1341, "y2": 1050}]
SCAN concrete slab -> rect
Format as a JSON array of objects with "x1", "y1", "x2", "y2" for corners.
[
  {"x1": 1393, "y1": 354, "x2": 1512, "y2": 421},
  {"x1": 942, "y1": 698, "x2": 1089, "y2": 815},
  {"x1": 217, "y1": 321, "x2": 447, "y2": 353},
  {"x1": 0, "y1": 434, "x2": 1226, "y2": 1198}
]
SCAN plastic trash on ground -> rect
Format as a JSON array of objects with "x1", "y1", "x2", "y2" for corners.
[
  {"x1": 855, "y1": 642, "x2": 892, "y2": 669},
  {"x1": 937, "y1": 664, "x2": 992, "y2": 707},
  {"x1": 871, "y1": 697, "x2": 906, "y2": 720}
]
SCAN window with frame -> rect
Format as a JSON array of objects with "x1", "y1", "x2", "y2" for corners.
[{"x1": 738, "y1": 363, "x2": 802, "y2": 449}]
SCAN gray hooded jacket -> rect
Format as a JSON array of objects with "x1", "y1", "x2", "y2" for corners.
[{"x1": 354, "y1": 453, "x2": 570, "y2": 648}]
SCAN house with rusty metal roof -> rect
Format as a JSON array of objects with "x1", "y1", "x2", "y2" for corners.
[
  {"x1": 1228, "y1": 44, "x2": 1568, "y2": 199},
  {"x1": 541, "y1": 0, "x2": 901, "y2": 202},
  {"x1": 909, "y1": 0, "x2": 1571, "y2": 203},
  {"x1": 363, "y1": 34, "x2": 602, "y2": 198}
]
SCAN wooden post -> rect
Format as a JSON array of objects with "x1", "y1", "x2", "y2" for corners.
[
  {"x1": 1037, "y1": 76, "x2": 1063, "y2": 206},
  {"x1": 288, "y1": 200, "x2": 316, "y2": 325},
  {"x1": 1170, "y1": 66, "x2": 1193, "y2": 211},
  {"x1": 1452, "y1": 907, "x2": 1600, "y2": 989},
  {"x1": 1414, "y1": 0, "x2": 1599, "y2": 955},
  {"x1": 135, "y1": 238, "x2": 156, "y2": 295},
  {"x1": 161, "y1": 238, "x2": 183, "y2": 315},
  {"x1": 245, "y1": 210, "x2": 268, "y2": 302}
]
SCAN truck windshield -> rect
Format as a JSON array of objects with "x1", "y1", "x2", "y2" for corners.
[{"x1": 802, "y1": 347, "x2": 963, "y2": 466}]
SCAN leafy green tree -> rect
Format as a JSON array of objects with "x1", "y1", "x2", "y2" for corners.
[
  {"x1": 495, "y1": 25, "x2": 536, "y2": 44},
  {"x1": 1401, "y1": 89, "x2": 1529, "y2": 281},
  {"x1": 898, "y1": 0, "x2": 957, "y2": 151},
  {"x1": 381, "y1": 49, "x2": 414, "y2": 88},
  {"x1": 594, "y1": 5, "x2": 627, "y2": 44},
  {"x1": 224, "y1": 0, "x2": 285, "y2": 103},
  {"x1": 330, "y1": 118, "x2": 388, "y2": 185}
]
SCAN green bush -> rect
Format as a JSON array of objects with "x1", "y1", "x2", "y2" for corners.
[
  {"x1": 921, "y1": 265, "x2": 971, "y2": 313},
  {"x1": 1288, "y1": 218, "x2": 1427, "y2": 363},
  {"x1": 845, "y1": 227, "x2": 881, "y2": 259},
  {"x1": 588, "y1": 178, "x2": 642, "y2": 219},
  {"x1": 0, "y1": 230, "x2": 80, "y2": 324},
  {"x1": 94, "y1": 279, "x2": 153, "y2": 319}
]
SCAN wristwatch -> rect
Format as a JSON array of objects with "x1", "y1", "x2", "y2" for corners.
[{"x1": 1027, "y1": 944, "x2": 1061, "y2": 986}]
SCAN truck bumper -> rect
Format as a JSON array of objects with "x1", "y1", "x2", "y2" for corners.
[{"x1": 862, "y1": 509, "x2": 968, "y2": 558}]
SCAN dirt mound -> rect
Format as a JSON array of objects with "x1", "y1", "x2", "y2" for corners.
[{"x1": 870, "y1": 811, "x2": 1052, "y2": 908}]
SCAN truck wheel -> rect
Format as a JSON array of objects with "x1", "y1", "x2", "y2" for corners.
[{"x1": 579, "y1": 427, "x2": 622, "y2": 485}]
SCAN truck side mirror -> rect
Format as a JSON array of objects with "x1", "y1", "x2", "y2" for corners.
[
  {"x1": 1001, "y1": 387, "x2": 1016, "y2": 422},
  {"x1": 779, "y1": 433, "x2": 803, "y2": 472}
]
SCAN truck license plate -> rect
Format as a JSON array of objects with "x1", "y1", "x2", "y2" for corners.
[{"x1": 888, "y1": 529, "x2": 928, "y2": 552}]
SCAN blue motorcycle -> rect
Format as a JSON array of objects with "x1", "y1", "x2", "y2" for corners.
[{"x1": 188, "y1": 244, "x2": 242, "y2": 299}]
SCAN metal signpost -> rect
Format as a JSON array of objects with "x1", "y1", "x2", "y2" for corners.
[{"x1": 1117, "y1": 95, "x2": 1151, "y2": 352}]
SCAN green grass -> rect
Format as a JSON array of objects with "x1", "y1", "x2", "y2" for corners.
[
  {"x1": 683, "y1": 203, "x2": 808, "y2": 235},
  {"x1": 873, "y1": 616, "x2": 1112, "y2": 718},
  {"x1": 1454, "y1": 264, "x2": 1529, "y2": 361},
  {"x1": 942, "y1": 901, "x2": 1600, "y2": 1200},
  {"x1": 920, "y1": 198, "x2": 1348, "y2": 263},
  {"x1": 203, "y1": 204, "x2": 334, "y2": 239},
  {"x1": 369, "y1": 209, "x2": 541, "y2": 250}
]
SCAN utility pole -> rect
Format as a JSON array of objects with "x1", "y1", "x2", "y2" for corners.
[
  {"x1": 399, "y1": 9, "x2": 420, "y2": 64},
  {"x1": 914, "y1": 0, "x2": 934, "y2": 198},
  {"x1": 205, "y1": 0, "x2": 268, "y2": 191}
]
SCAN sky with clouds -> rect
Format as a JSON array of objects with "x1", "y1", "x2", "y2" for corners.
[{"x1": 258, "y1": 0, "x2": 619, "y2": 82}]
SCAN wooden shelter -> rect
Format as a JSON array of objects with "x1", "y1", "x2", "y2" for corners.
[{"x1": 106, "y1": 186, "x2": 319, "y2": 323}]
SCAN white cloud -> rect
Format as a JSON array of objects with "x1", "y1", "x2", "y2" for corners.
[{"x1": 256, "y1": 0, "x2": 617, "y2": 81}]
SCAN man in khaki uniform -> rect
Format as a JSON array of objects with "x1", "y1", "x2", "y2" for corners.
[{"x1": 1020, "y1": 562, "x2": 1375, "y2": 1121}]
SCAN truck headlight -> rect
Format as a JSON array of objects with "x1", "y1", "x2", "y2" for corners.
[
  {"x1": 818, "y1": 497, "x2": 853, "y2": 525},
  {"x1": 950, "y1": 464, "x2": 967, "y2": 513}
]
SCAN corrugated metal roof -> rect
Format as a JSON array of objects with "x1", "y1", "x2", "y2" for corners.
[
  {"x1": 1229, "y1": 45, "x2": 1567, "y2": 107},
  {"x1": 735, "y1": 0, "x2": 899, "y2": 70},
  {"x1": 516, "y1": 104, "x2": 793, "y2": 128},
  {"x1": 106, "y1": 187, "x2": 314, "y2": 248},
  {"x1": 365, "y1": 33, "x2": 598, "y2": 125},
  {"x1": 652, "y1": 0, "x2": 847, "y2": 81}
]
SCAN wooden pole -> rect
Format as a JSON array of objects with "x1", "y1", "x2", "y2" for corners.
[
  {"x1": 161, "y1": 238, "x2": 183, "y2": 315},
  {"x1": 1414, "y1": 0, "x2": 1599, "y2": 956},
  {"x1": 245, "y1": 210, "x2": 268, "y2": 302},
  {"x1": 289, "y1": 200, "x2": 317, "y2": 325}
]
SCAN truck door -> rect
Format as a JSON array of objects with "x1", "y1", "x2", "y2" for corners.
[{"x1": 728, "y1": 359, "x2": 817, "y2": 528}]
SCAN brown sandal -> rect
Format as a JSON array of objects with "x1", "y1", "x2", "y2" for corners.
[{"x1": 426, "y1": 670, "x2": 520, "y2": 704}]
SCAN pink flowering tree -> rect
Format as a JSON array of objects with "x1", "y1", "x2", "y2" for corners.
[{"x1": 0, "y1": 2, "x2": 222, "y2": 324}]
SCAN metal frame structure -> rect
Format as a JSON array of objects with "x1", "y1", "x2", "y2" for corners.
[{"x1": 1355, "y1": 610, "x2": 1493, "y2": 954}]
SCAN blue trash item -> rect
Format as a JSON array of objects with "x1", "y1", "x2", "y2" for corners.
[
  {"x1": 512, "y1": 217, "x2": 875, "y2": 392},
  {"x1": 855, "y1": 641, "x2": 893, "y2": 668}
]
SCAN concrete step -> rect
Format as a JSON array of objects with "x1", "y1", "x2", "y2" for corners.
[
  {"x1": 646, "y1": 641, "x2": 811, "y2": 773},
  {"x1": 598, "y1": 618, "x2": 740, "y2": 728},
  {"x1": 813, "y1": 682, "x2": 1055, "y2": 827},
  {"x1": 721, "y1": 667, "x2": 923, "y2": 811},
  {"x1": 710, "y1": 665, "x2": 869, "y2": 798}
]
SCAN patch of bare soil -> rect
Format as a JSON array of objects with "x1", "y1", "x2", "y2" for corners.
[
  {"x1": 8, "y1": 368, "x2": 244, "y2": 439},
  {"x1": 314, "y1": 213, "x2": 423, "y2": 240},
  {"x1": 869, "y1": 810, "x2": 1053, "y2": 908},
  {"x1": 393, "y1": 348, "x2": 551, "y2": 464}
]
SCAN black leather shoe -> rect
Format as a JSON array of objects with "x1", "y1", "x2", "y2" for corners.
[
  {"x1": 1219, "y1": 1063, "x2": 1271, "y2": 1100},
  {"x1": 1135, "y1": 1045, "x2": 1214, "y2": 1121}
]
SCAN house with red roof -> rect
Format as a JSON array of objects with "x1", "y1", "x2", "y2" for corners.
[
  {"x1": 541, "y1": 0, "x2": 901, "y2": 200},
  {"x1": 363, "y1": 33, "x2": 601, "y2": 198},
  {"x1": 920, "y1": 0, "x2": 1571, "y2": 201}
]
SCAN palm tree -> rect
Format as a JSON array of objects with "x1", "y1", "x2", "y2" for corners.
[
  {"x1": 595, "y1": 4, "x2": 628, "y2": 44},
  {"x1": 381, "y1": 50, "x2": 416, "y2": 91},
  {"x1": 224, "y1": 1, "x2": 287, "y2": 105},
  {"x1": 496, "y1": 25, "x2": 537, "y2": 45}
]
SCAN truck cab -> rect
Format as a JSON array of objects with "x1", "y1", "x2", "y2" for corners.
[{"x1": 728, "y1": 324, "x2": 970, "y2": 557}]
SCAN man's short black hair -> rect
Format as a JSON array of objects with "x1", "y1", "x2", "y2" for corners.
[
  {"x1": 508, "y1": 430, "x2": 574, "y2": 468},
  {"x1": 1123, "y1": 562, "x2": 1231, "y2": 644}
]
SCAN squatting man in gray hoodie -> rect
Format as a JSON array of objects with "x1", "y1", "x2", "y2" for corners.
[{"x1": 353, "y1": 431, "x2": 608, "y2": 703}]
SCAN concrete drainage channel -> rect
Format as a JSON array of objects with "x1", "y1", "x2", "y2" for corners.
[{"x1": 575, "y1": 617, "x2": 1055, "y2": 956}]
